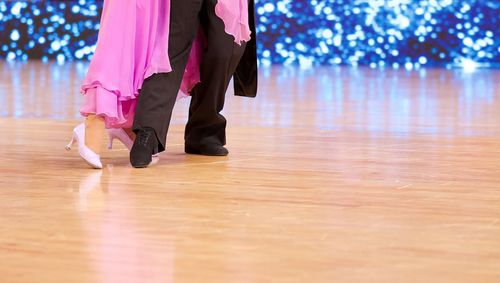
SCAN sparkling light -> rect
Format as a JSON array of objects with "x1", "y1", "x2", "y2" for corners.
[
  {"x1": 0, "y1": 0, "x2": 498, "y2": 69},
  {"x1": 460, "y1": 58, "x2": 479, "y2": 73}
]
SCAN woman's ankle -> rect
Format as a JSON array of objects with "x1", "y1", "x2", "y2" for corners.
[{"x1": 84, "y1": 115, "x2": 105, "y2": 154}]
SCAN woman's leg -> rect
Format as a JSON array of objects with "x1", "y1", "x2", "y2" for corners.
[{"x1": 84, "y1": 114, "x2": 105, "y2": 154}]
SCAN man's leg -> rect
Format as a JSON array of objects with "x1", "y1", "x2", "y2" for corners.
[
  {"x1": 184, "y1": 0, "x2": 248, "y2": 156},
  {"x1": 131, "y1": 0, "x2": 203, "y2": 167}
]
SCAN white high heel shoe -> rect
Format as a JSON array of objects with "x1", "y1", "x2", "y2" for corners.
[
  {"x1": 107, "y1": 128, "x2": 160, "y2": 162},
  {"x1": 66, "y1": 123, "x2": 103, "y2": 169},
  {"x1": 107, "y1": 128, "x2": 134, "y2": 151}
]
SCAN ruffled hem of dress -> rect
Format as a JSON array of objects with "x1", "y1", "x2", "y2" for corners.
[
  {"x1": 80, "y1": 74, "x2": 196, "y2": 129},
  {"x1": 80, "y1": 83, "x2": 137, "y2": 129},
  {"x1": 214, "y1": 1, "x2": 252, "y2": 45}
]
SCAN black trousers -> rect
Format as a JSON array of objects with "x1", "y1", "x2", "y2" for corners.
[{"x1": 133, "y1": 0, "x2": 247, "y2": 152}]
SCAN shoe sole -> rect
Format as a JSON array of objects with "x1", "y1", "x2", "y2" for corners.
[
  {"x1": 185, "y1": 151, "x2": 228, "y2": 156},
  {"x1": 83, "y1": 159, "x2": 103, "y2": 169},
  {"x1": 185, "y1": 147, "x2": 228, "y2": 156},
  {"x1": 132, "y1": 156, "x2": 160, "y2": 169}
]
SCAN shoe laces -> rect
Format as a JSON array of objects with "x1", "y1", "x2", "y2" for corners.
[{"x1": 137, "y1": 130, "x2": 153, "y2": 146}]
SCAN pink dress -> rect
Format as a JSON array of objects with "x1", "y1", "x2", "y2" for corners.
[{"x1": 80, "y1": 0, "x2": 251, "y2": 129}]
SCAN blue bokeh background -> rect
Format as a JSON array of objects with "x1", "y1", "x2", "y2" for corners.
[{"x1": 0, "y1": 0, "x2": 498, "y2": 69}]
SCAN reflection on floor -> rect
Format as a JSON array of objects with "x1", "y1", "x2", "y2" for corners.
[{"x1": 1, "y1": 61, "x2": 500, "y2": 282}]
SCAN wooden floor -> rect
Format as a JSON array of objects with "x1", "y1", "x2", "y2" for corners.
[{"x1": 1, "y1": 61, "x2": 500, "y2": 283}]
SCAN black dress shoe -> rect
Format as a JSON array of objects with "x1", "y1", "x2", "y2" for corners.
[
  {"x1": 130, "y1": 128, "x2": 158, "y2": 168},
  {"x1": 185, "y1": 143, "x2": 229, "y2": 156}
]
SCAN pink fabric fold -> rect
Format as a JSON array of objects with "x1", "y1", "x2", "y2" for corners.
[
  {"x1": 80, "y1": 0, "x2": 251, "y2": 129},
  {"x1": 215, "y1": 0, "x2": 252, "y2": 44}
]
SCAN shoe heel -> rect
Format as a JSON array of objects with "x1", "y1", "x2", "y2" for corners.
[
  {"x1": 65, "y1": 134, "x2": 76, "y2": 151},
  {"x1": 107, "y1": 128, "x2": 134, "y2": 151},
  {"x1": 107, "y1": 135, "x2": 114, "y2": 150}
]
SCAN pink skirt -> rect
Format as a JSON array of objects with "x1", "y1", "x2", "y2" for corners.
[{"x1": 80, "y1": 0, "x2": 251, "y2": 129}]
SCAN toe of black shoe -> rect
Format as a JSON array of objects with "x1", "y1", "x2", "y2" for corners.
[
  {"x1": 185, "y1": 144, "x2": 229, "y2": 156},
  {"x1": 130, "y1": 147, "x2": 153, "y2": 168}
]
